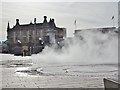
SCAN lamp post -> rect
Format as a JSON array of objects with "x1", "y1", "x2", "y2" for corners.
[
  {"x1": 39, "y1": 37, "x2": 42, "y2": 41},
  {"x1": 39, "y1": 37, "x2": 44, "y2": 50},
  {"x1": 17, "y1": 39, "x2": 21, "y2": 45},
  {"x1": 17, "y1": 39, "x2": 22, "y2": 55},
  {"x1": 30, "y1": 46, "x2": 32, "y2": 56}
]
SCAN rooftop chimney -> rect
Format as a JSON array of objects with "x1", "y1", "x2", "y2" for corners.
[
  {"x1": 43, "y1": 16, "x2": 47, "y2": 23},
  {"x1": 34, "y1": 18, "x2": 36, "y2": 24},
  {"x1": 7, "y1": 21, "x2": 10, "y2": 30},
  {"x1": 51, "y1": 19, "x2": 54, "y2": 22},
  {"x1": 51, "y1": 18, "x2": 56, "y2": 27},
  {"x1": 16, "y1": 19, "x2": 19, "y2": 25}
]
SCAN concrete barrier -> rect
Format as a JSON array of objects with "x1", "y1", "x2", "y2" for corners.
[{"x1": 103, "y1": 78, "x2": 120, "y2": 90}]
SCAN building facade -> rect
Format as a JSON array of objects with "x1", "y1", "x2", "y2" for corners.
[
  {"x1": 7, "y1": 16, "x2": 66, "y2": 55},
  {"x1": 74, "y1": 27, "x2": 117, "y2": 38}
]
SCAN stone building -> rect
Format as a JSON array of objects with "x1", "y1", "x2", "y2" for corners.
[{"x1": 7, "y1": 16, "x2": 66, "y2": 55}]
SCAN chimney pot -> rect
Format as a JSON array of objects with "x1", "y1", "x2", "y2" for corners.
[
  {"x1": 43, "y1": 16, "x2": 47, "y2": 23},
  {"x1": 34, "y1": 18, "x2": 36, "y2": 24},
  {"x1": 16, "y1": 19, "x2": 19, "y2": 25}
]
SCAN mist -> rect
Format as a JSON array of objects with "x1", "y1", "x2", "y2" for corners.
[{"x1": 31, "y1": 29, "x2": 118, "y2": 65}]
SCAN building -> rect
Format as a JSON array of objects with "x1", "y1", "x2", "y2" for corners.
[
  {"x1": 74, "y1": 27, "x2": 118, "y2": 38},
  {"x1": 7, "y1": 16, "x2": 66, "y2": 55},
  {"x1": 0, "y1": 40, "x2": 9, "y2": 53}
]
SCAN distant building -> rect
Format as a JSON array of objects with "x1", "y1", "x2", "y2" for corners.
[
  {"x1": 7, "y1": 16, "x2": 66, "y2": 55},
  {"x1": 74, "y1": 27, "x2": 117, "y2": 38},
  {"x1": 0, "y1": 40, "x2": 9, "y2": 53}
]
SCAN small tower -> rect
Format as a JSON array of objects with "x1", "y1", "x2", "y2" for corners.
[
  {"x1": 43, "y1": 16, "x2": 47, "y2": 23},
  {"x1": 7, "y1": 22, "x2": 10, "y2": 30}
]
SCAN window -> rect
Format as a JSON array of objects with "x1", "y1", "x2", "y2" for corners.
[
  {"x1": 29, "y1": 36, "x2": 33, "y2": 42},
  {"x1": 23, "y1": 31, "x2": 27, "y2": 36},
  {"x1": 23, "y1": 37, "x2": 27, "y2": 43},
  {"x1": 29, "y1": 30, "x2": 33, "y2": 35}
]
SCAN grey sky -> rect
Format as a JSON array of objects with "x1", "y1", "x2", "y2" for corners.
[{"x1": 1, "y1": 1, "x2": 118, "y2": 40}]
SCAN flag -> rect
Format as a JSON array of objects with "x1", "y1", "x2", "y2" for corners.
[
  {"x1": 111, "y1": 16, "x2": 114, "y2": 20},
  {"x1": 74, "y1": 20, "x2": 76, "y2": 25}
]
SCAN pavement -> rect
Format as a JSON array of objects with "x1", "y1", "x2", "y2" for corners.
[
  {"x1": 0, "y1": 58, "x2": 117, "y2": 89},
  {"x1": 2, "y1": 67, "x2": 104, "y2": 88},
  {"x1": 0, "y1": 59, "x2": 105, "y2": 89}
]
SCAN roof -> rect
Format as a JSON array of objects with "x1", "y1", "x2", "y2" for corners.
[
  {"x1": 10, "y1": 23, "x2": 50, "y2": 30},
  {"x1": 8, "y1": 23, "x2": 65, "y2": 31},
  {"x1": 7, "y1": 19, "x2": 66, "y2": 32},
  {"x1": 75, "y1": 27, "x2": 116, "y2": 31}
]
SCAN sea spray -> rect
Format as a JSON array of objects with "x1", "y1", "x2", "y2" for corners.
[{"x1": 31, "y1": 29, "x2": 118, "y2": 65}]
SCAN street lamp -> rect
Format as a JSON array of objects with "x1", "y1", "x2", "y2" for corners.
[
  {"x1": 39, "y1": 38, "x2": 42, "y2": 40},
  {"x1": 39, "y1": 37, "x2": 43, "y2": 45},
  {"x1": 41, "y1": 42, "x2": 44, "y2": 45},
  {"x1": 38, "y1": 37, "x2": 44, "y2": 50},
  {"x1": 17, "y1": 40, "x2": 21, "y2": 44},
  {"x1": 17, "y1": 40, "x2": 21, "y2": 47},
  {"x1": 57, "y1": 41, "x2": 60, "y2": 44}
]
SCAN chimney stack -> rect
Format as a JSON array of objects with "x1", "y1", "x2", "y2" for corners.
[
  {"x1": 7, "y1": 21, "x2": 10, "y2": 30},
  {"x1": 43, "y1": 16, "x2": 47, "y2": 23},
  {"x1": 16, "y1": 19, "x2": 19, "y2": 25},
  {"x1": 34, "y1": 18, "x2": 36, "y2": 24},
  {"x1": 51, "y1": 19, "x2": 54, "y2": 22}
]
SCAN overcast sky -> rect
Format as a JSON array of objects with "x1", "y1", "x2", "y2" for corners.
[{"x1": 0, "y1": 1, "x2": 119, "y2": 40}]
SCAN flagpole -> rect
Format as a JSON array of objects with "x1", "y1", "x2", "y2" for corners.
[
  {"x1": 74, "y1": 20, "x2": 77, "y2": 30},
  {"x1": 113, "y1": 18, "x2": 115, "y2": 27},
  {"x1": 111, "y1": 16, "x2": 115, "y2": 27}
]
